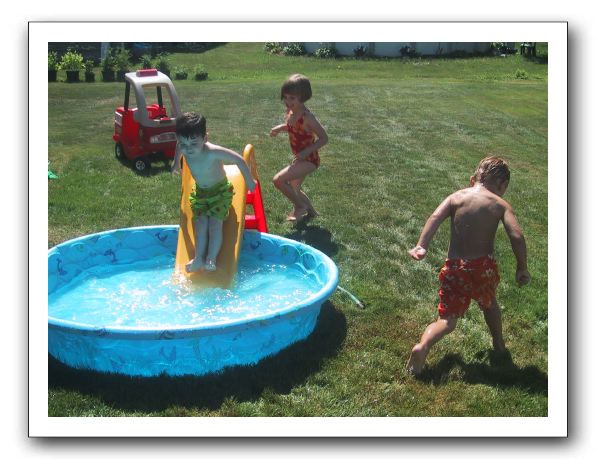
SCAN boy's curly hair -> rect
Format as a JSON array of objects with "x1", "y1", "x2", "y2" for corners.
[
  {"x1": 176, "y1": 112, "x2": 207, "y2": 138},
  {"x1": 280, "y1": 74, "x2": 312, "y2": 102},
  {"x1": 474, "y1": 156, "x2": 511, "y2": 184}
]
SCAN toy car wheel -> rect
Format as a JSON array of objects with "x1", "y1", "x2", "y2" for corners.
[
  {"x1": 134, "y1": 157, "x2": 151, "y2": 172},
  {"x1": 115, "y1": 143, "x2": 125, "y2": 161}
]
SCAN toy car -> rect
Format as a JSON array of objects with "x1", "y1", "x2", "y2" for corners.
[{"x1": 113, "y1": 69, "x2": 181, "y2": 172}]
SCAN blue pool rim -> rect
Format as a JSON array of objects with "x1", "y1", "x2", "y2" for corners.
[{"x1": 48, "y1": 225, "x2": 339, "y2": 340}]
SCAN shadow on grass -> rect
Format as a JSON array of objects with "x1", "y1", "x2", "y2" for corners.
[
  {"x1": 48, "y1": 301, "x2": 346, "y2": 413},
  {"x1": 115, "y1": 154, "x2": 172, "y2": 177},
  {"x1": 283, "y1": 222, "x2": 342, "y2": 258},
  {"x1": 523, "y1": 55, "x2": 548, "y2": 65},
  {"x1": 417, "y1": 350, "x2": 548, "y2": 395}
]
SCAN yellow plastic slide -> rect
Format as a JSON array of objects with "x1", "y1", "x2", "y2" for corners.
[{"x1": 174, "y1": 145, "x2": 255, "y2": 288}]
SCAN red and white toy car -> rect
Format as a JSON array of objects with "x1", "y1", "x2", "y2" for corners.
[{"x1": 113, "y1": 69, "x2": 181, "y2": 172}]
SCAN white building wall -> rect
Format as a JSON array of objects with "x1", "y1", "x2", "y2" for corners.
[{"x1": 298, "y1": 42, "x2": 493, "y2": 57}]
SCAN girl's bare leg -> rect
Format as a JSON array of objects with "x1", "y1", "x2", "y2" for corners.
[
  {"x1": 406, "y1": 315, "x2": 458, "y2": 375},
  {"x1": 273, "y1": 161, "x2": 317, "y2": 219},
  {"x1": 290, "y1": 177, "x2": 318, "y2": 217},
  {"x1": 186, "y1": 215, "x2": 208, "y2": 272}
]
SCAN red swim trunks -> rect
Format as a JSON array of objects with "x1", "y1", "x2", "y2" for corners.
[{"x1": 437, "y1": 255, "x2": 500, "y2": 317}]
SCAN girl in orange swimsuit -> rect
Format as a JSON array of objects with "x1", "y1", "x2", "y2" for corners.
[{"x1": 270, "y1": 74, "x2": 328, "y2": 222}]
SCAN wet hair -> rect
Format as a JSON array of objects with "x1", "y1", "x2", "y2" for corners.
[
  {"x1": 473, "y1": 156, "x2": 511, "y2": 185},
  {"x1": 280, "y1": 74, "x2": 312, "y2": 102},
  {"x1": 176, "y1": 112, "x2": 206, "y2": 138}
]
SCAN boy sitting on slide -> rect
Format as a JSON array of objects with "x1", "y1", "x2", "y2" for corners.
[{"x1": 172, "y1": 112, "x2": 256, "y2": 272}]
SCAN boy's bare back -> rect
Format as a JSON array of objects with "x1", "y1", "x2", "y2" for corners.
[
  {"x1": 410, "y1": 155, "x2": 529, "y2": 286},
  {"x1": 447, "y1": 186, "x2": 508, "y2": 259}
]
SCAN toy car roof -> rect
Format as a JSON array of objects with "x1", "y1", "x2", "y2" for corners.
[
  {"x1": 124, "y1": 69, "x2": 173, "y2": 87},
  {"x1": 122, "y1": 69, "x2": 182, "y2": 127}
]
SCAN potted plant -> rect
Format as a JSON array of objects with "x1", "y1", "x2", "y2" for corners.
[
  {"x1": 48, "y1": 51, "x2": 59, "y2": 82},
  {"x1": 140, "y1": 54, "x2": 153, "y2": 70},
  {"x1": 101, "y1": 49, "x2": 116, "y2": 82},
  {"x1": 60, "y1": 49, "x2": 84, "y2": 83},
  {"x1": 84, "y1": 59, "x2": 95, "y2": 83},
  {"x1": 114, "y1": 48, "x2": 132, "y2": 82}
]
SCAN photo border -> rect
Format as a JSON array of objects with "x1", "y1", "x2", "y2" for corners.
[{"x1": 30, "y1": 21, "x2": 567, "y2": 438}]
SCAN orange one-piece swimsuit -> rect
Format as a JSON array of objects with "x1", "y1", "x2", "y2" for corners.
[{"x1": 287, "y1": 110, "x2": 320, "y2": 168}]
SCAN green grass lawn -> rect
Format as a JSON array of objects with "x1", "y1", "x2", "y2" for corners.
[{"x1": 48, "y1": 43, "x2": 548, "y2": 417}]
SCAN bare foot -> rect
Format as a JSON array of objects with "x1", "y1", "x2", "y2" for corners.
[
  {"x1": 306, "y1": 206, "x2": 319, "y2": 218},
  {"x1": 204, "y1": 259, "x2": 217, "y2": 271},
  {"x1": 294, "y1": 207, "x2": 308, "y2": 223},
  {"x1": 286, "y1": 208, "x2": 297, "y2": 221},
  {"x1": 405, "y1": 343, "x2": 428, "y2": 376},
  {"x1": 185, "y1": 258, "x2": 204, "y2": 273},
  {"x1": 493, "y1": 339, "x2": 506, "y2": 353}
]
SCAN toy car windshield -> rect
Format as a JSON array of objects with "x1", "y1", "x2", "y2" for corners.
[{"x1": 124, "y1": 69, "x2": 181, "y2": 127}]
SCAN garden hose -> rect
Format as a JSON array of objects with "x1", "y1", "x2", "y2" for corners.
[{"x1": 336, "y1": 285, "x2": 366, "y2": 309}]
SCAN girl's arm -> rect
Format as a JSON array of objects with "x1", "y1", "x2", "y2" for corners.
[
  {"x1": 270, "y1": 123, "x2": 287, "y2": 137},
  {"x1": 298, "y1": 112, "x2": 328, "y2": 159}
]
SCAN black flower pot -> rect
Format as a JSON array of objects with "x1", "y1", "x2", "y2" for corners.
[
  {"x1": 48, "y1": 70, "x2": 57, "y2": 82},
  {"x1": 102, "y1": 70, "x2": 115, "y2": 82},
  {"x1": 65, "y1": 70, "x2": 80, "y2": 83}
]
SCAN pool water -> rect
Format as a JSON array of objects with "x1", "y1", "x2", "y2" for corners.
[{"x1": 48, "y1": 252, "x2": 320, "y2": 329}]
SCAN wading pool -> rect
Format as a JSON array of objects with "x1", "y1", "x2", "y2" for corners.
[{"x1": 48, "y1": 226, "x2": 338, "y2": 377}]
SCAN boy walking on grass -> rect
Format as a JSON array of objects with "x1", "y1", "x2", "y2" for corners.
[{"x1": 406, "y1": 156, "x2": 531, "y2": 376}]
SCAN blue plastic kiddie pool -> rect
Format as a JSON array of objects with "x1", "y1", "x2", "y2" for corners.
[{"x1": 48, "y1": 226, "x2": 339, "y2": 377}]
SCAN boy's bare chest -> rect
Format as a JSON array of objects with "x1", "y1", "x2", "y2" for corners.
[
  {"x1": 183, "y1": 153, "x2": 225, "y2": 185},
  {"x1": 183, "y1": 151, "x2": 219, "y2": 170}
]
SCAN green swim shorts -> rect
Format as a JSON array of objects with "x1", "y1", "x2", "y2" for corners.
[{"x1": 189, "y1": 179, "x2": 234, "y2": 220}]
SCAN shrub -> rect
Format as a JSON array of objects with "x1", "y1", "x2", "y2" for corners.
[
  {"x1": 353, "y1": 45, "x2": 368, "y2": 58},
  {"x1": 59, "y1": 49, "x2": 84, "y2": 71},
  {"x1": 264, "y1": 42, "x2": 283, "y2": 54},
  {"x1": 114, "y1": 48, "x2": 132, "y2": 72},
  {"x1": 282, "y1": 42, "x2": 306, "y2": 56},
  {"x1": 48, "y1": 51, "x2": 59, "y2": 70},
  {"x1": 514, "y1": 69, "x2": 529, "y2": 80},
  {"x1": 491, "y1": 42, "x2": 516, "y2": 55},
  {"x1": 400, "y1": 45, "x2": 419, "y2": 58},
  {"x1": 193, "y1": 64, "x2": 208, "y2": 81},
  {"x1": 154, "y1": 53, "x2": 171, "y2": 76},
  {"x1": 173, "y1": 66, "x2": 189, "y2": 80},
  {"x1": 314, "y1": 45, "x2": 337, "y2": 58}
]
